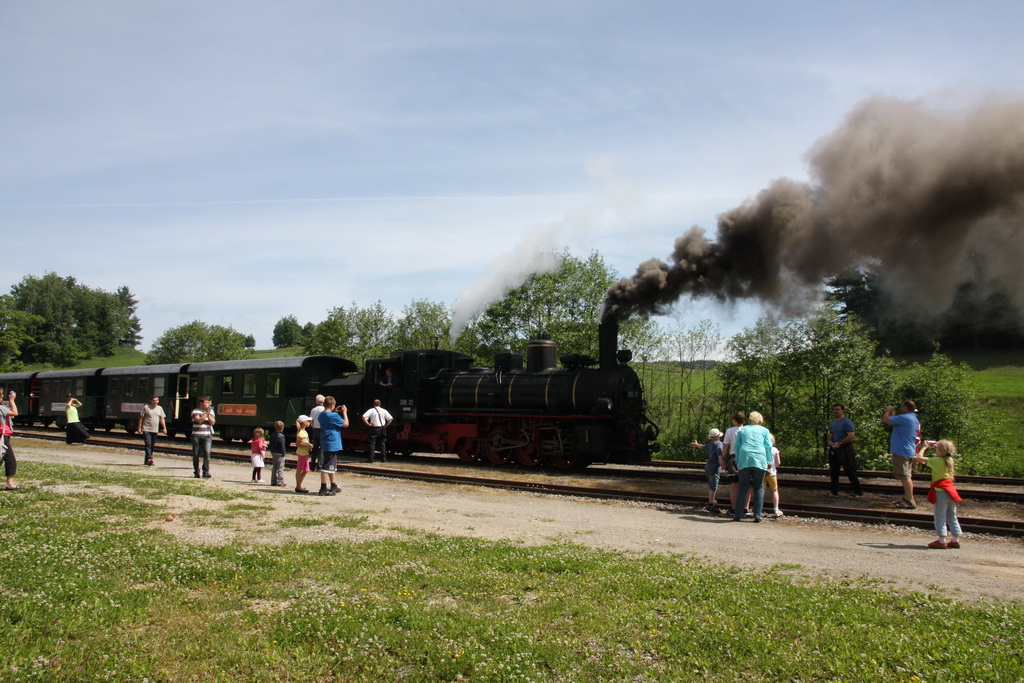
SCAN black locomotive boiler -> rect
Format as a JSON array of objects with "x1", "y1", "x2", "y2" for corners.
[{"x1": 328, "y1": 323, "x2": 659, "y2": 468}]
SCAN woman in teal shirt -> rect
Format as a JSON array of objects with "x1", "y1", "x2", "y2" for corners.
[{"x1": 732, "y1": 411, "x2": 774, "y2": 522}]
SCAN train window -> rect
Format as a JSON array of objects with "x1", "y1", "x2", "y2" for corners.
[
  {"x1": 266, "y1": 373, "x2": 281, "y2": 397},
  {"x1": 243, "y1": 374, "x2": 256, "y2": 397},
  {"x1": 62, "y1": 380, "x2": 72, "y2": 397},
  {"x1": 138, "y1": 377, "x2": 149, "y2": 396},
  {"x1": 110, "y1": 379, "x2": 120, "y2": 395},
  {"x1": 154, "y1": 377, "x2": 166, "y2": 397},
  {"x1": 201, "y1": 376, "x2": 213, "y2": 397},
  {"x1": 220, "y1": 375, "x2": 234, "y2": 395},
  {"x1": 42, "y1": 380, "x2": 51, "y2": 395},
  {"x1": 124, "y1": 379, "x2": 133, "y2": 397}
]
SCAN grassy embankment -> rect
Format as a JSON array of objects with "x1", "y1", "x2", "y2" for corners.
[{"x1": 1, "y1": 460, "x2": 1022, "y2": 681}]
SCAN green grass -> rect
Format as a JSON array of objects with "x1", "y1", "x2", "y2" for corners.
[{"x1": 1, "y1": 461, "x2": 1023, "y2": 681}]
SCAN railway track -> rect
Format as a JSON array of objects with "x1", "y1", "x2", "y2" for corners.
[{"x1": 15, "y1": 430, "x2": 1024, "y2": 538}]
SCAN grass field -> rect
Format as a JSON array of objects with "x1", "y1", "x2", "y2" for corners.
[{"x1": 1, "y1": 461, "x2": 1023, "y2": 681}]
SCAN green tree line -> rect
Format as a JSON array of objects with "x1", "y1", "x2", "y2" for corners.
[{"x1": 0, "y1": 273, "x2": 141, "y2": 369}]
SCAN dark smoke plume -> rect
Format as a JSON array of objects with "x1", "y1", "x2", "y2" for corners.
[{"x1": 603, "y1": 95, "x2": 1024, "y2": 323}]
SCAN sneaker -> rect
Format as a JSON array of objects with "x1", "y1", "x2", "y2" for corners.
[
  {"x1": 193, "y1": 473, "x2": 201, "y2": 479},
  {"x1": 330, "y1": 484, "x2": 341, "y2": 493},
  {"x1": 773, "y1": 510, "x2": 784, "y2": 517},
  {"x1": 202, "y1": 473, "x2": 212, "y2": 479},
  {"x1": 849, "y1": 492, "x2": 864, "y2": 498},
  {"x1": 824, "y1": 492, "x2": 840, "y2": 498},
  {"x1": 318, "y1": 489, "x2": 331, "y2": 496},
  {"x1": 927, "y1": 540, "x2": 948, "y2": 549},
  {"x1": 753, "y1": 517, "x2": 761, "y2": 523},
  {"x1": 145, "y1": 460, "x2": 154, "y2": 466},
  {"x1": 744, "y1": 509, "x2": 754, "y2": 517},
  {"x1": 731, "y1": 517, "x2": 743, "y2": 522},
  {"x1": 257, "y1": 479, "x2": 264, "y2": 483},
  {"x1": 948, "y1": 541, "x2": 961, "y2": 549}
]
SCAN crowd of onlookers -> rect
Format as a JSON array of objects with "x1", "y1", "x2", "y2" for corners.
[{"x1": 691, "y1": 400, "x2": 962, "y2": 549}]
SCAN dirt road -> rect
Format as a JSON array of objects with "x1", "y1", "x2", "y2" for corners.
[{"x1": 14, "y1": 441, "x2": 1024, "y2": 603}]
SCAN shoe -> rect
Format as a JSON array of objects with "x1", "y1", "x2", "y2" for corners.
[
  {"x1": 753, "y1": 517, "x2": 761, "y2": 523},
  {"x1": 257, "y1": 479, "x2": 264, "y2": 483},
  {"x1": 367, "y1": 458, "x2": 375, "y2": 464},
  {"x1": 330, "y1": 484, "x2": 341, "y2": 492},
  {"x1": 824, "y1": 492, "x2": 840, "y2": 498},
  {"x1": 318, "y1": 489, "x2": 331, "y2": 496},
  {"x1": 4, "y1": 486, "x2": 19, "y2": 491},
  {"x1": 295, "y1": 487, "x2": 308, "y2": 493},
  {"x1": 773, "y1": 510, "x2": 784, "y2": 517},
  {"x1": 928, "y1": 540, "x2": 948, "y2": 549},
  {"x1": 203, "y1": 473, "x2": 212, "y2": 479},
  {"x1": 329, "y1": 489, "x2": 338, "y2": 496},
  {"x1": 145, "y1": 460, "x2": 154, "y2": 466},
  {"x1": 894, "y1": 498, "x2": 916, "y2": 509},
  {"x1": 731, "y1": 517, "x2": 742, "y2": 522},
  {"x1": 849, "y1": 492, "x2": 864, "y2": 498},
  {"x1": 948, "y1": 541, "x2": 960, "y2": 549},
  {"x1": 744, "y1": 509, "x2": 754, "y2": 517},
  {"x1": 193, "y1": 473, "x2": 201, "y2": 479}
]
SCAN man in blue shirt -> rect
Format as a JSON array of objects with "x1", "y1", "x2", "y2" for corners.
[
  {"x1": 884, "y1": 400, "x2": 921, "y2": 508},
  {"x1": 827, "y1": 404, "x2": 863, "y2": 497},
  {"x1": 317, "y1": 396, "x2": 348, "y2": 496}
]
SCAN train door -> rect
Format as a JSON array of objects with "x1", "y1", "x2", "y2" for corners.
[
  {"x1": 30, "y1": 378, "x2": 41, "y2": 423},
  {"x1": 175, "y1": 374, "x2": 190, "y2": 422}
]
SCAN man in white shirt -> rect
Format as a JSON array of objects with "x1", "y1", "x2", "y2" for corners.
[
  {"x1": 361, "y1": 399, "x2": 394, "y2": 463},
  {"x1": 138, "y1": 395, "x2": 167, "y2": 466},
  {"x1": 308, "y1": 394, "x2": 325, "y2": 472}
]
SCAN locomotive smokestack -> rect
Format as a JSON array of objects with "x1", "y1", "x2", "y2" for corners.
[{"x1": 599, "y1": 322, "x2": 619, "y2": 370}]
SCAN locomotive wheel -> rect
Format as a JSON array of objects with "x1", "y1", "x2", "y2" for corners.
[
  {"x1": 546, "y1": 433, "x2": 580, "y2": 470},
  {"x1": 483, "y1": 429, "x2": 515, "y2": 465},
  {"x1": 455, "y1": 439, "x2": 479, "y2": 463},
  {"x1": 514, "y1": 438, "x2": 543, "y2": 467}
]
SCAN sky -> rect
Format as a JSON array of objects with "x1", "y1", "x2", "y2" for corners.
[{"x1": 2, "y1": 1, "x2": 1023, "y2": 351}]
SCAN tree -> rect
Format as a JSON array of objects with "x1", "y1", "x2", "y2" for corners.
[
  {"x1": 657, "y1": 315, "x2": 724, "y2": 445},
  {"x1": 393, "y1": 300, "x2": 450, "y2": 350},
  {"x1": 303, "y1": 302, "x2": 397, "y2": 367},
  {"x1": 243, "y1": 334, "x2": 256, "y2": 349},
  {"x1": 0, "y1": 296, "x2": 43, "y2": 371},
  {"x1": 475, "y1": 250, "x2": 621, "y2": 359},
  {"x1": 717, "y1": 307, "x2": 897, "y2": 465},
  {"x1": 272, "y1": 315, "x2": 304, "y2": 348},
  {"x1": 146, "y1": 321, "x2": 252, "y2": 364},
  {"x1": 115, "y1": 286, "x2": 143, "y2": 348},
  {"x1": 9, "y1": 273, "x2": 143, "y2": 365}
]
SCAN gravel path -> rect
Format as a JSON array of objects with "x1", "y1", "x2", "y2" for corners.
[{"x1": 14, "y1": 441, "x2": 1024, "y2": 604}]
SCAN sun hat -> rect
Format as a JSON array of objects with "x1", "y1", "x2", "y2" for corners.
[{"x1": 707, "y1": 428, "x2": 723, "y2": 439}]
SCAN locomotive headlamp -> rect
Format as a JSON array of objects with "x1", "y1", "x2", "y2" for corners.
[{"x1": 597, "y1": 398, "x2": 613, "y2": 412}]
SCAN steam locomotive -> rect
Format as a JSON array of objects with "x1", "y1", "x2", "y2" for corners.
[
  {"x1": 0, "y1": 323, "x2": 659, "y2": 469},
  {"x1": 330, "y1": 323, "x2": 660, "y2": 468}
]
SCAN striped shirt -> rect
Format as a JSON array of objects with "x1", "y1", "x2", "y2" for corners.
[{"x1": 191, "y1": 408, "x2": 215, "y2": 437}]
